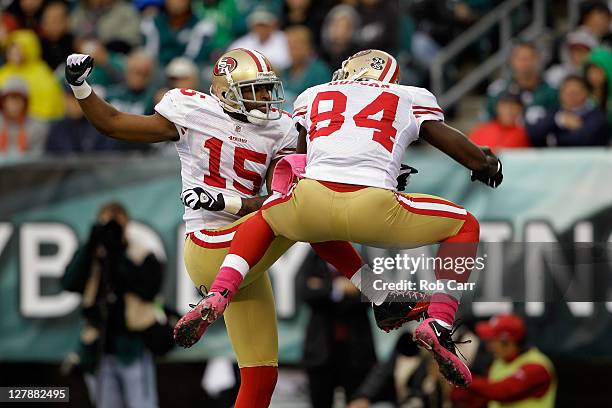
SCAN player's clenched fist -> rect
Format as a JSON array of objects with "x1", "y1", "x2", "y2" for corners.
[
  {"x1": 65, "y1": 54, "x2": 94, "y2": 85},
  {"x1": 396, "y1": 164, "x2": 418, "y2": 191},
  {"x1": 65, "y1": 54, "x2": 95, "y2": 100},
  {"x1": 471, "y1": 146, "x2": 503, "y2": 188},
  {"x1": 181, "y1": 187, "x2": 226, "y2": 211}
]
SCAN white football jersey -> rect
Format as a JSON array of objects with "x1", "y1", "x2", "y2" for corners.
[
  {"x1": 293, "y1": 80, "x2": 444, "y2": 190},
  {"x1": 155, "y1": 88, "x2": 296, "y2": 232}
]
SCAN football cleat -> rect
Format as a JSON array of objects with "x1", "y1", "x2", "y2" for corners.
[
  {"x1": 173, "y1": 286, "x2": 230, "y2": 348},
  {"x1": 373, "y1": 290, "x2": 430, "y2": 332},
  {"x1": 413, "y1": 318, "x2": 472, "y2": 387}
]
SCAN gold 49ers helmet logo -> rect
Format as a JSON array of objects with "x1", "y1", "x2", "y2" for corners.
[{"x1": 213, "y1": 57, "x2": 238, "y2": 76}]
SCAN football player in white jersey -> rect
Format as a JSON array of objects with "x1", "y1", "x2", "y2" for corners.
[
  {"x1": 197, "y1": 49, "x2": 504, "y2": 388},
  {"x1": 64, "y1": 49, "x2": 428, "y2": 408}
]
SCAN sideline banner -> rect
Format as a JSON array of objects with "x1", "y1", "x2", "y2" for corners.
[{"x1": 1, "y1": 150, "x2": 611, "y2": 362}]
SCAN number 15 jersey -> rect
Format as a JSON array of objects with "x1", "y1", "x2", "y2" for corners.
[
  {"x1": 155, "y1": 88, "x2": 296, "y2": 232},
  {"x1": 293, "y1": 80, "x2": 444, "y2": 190}
]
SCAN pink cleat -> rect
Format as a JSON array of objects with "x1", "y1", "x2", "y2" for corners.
[
  {"x1": 413, "y1": 318, "x2": 472, "y2": 387},
  {"x1": 173, "y1": 287, "x2": 230, "y2": 348}
]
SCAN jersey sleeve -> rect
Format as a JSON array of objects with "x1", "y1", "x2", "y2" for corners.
[
  {"x1": 273, "y1": 118, "x2": 298, "y2": 160},
  {"x1": 154, "y1": 88, "x2": 190, "y2": 129},
  {"x1": 292, "y1": 89, "x2": 310, "y2": 130},
  {"x1": 410, "y1": 87, "x2": 445, "y2": 131}
]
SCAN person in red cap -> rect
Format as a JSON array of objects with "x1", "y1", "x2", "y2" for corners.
[{"x1": 452, "y1": 314, "x2": 557, "y2": 408}]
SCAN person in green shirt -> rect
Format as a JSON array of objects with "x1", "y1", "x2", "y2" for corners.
[
  {"x1": 585, "y1": 46, "x2": 612, "y2": 127},
  {"x1": 485, "y1": 42, "x2": 558, "y2": 126},
  {"x1": 281, "y1": 25, "x2": 331, "y2": 112},
  {"x1": 104, "y1": 50, "x2": 157, "y2": 152},
  {"x1": 192, "y1": 0, "x2": 241, "y2": 57},
  {"x1": 140, "y1": 0, "x2": 216, "y2": 67},
  {"x1": 106, "y1": 49, "x2": 157, "y2": 116}
]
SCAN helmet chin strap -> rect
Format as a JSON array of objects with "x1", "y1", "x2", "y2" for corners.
[{"x1": 349, "y1": 67, "x2": 370, "y2": 81}]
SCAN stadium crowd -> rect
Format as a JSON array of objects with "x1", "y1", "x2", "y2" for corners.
[{"x1": 0, "y1": 0, "x2": 609, "y2": 157}]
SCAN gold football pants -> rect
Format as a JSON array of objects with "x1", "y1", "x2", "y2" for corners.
[
  {"x1": 262, "y1": 179, "x2": 467, "y2": 248},
  {"x1": 183, "y1": 213, "x2": 294, "y2": 367}
]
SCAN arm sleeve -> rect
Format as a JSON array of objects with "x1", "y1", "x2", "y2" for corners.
[
  {"x1": 410, "y1": 87, "x2": 445, "y2": 133},
  {"x1": 272, "y1": 119, "x2": 298, "y2": 160},
  {"x1": 154, "y1": 89, "x2": 188, "y2": 131},
  {"x1": 468, "y1": 364, "x2": 552, "y2": 402}
]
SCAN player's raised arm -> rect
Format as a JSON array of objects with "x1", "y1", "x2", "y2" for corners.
[
  {"x1": 420, "y1": 120, "x2": 503, "y2": 188},
  {"x1": 65, "y1": 54, "x2": 178, "y2": 143}
]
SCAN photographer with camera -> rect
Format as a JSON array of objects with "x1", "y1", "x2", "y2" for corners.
[{"x1": 61, "y1": 202, "x2": 176, "y2": 408}]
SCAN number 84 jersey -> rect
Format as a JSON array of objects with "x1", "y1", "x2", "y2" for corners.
[
  {"x1": 293, "y1": 81, "x2": 444, "y2": 190},
  {"x1": 155, "y1": 88, "x2": 297, "y2": 232}
]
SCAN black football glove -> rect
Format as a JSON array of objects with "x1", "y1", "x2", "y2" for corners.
[
  {"x1": 65, "y1": 54, "x2": 94, "y2": 86},
  {"x1": 181, "y1": 187, "x2": 226, "y2": 211},
  {"x1": 471, "y1": 147, "x2": 503, "y2": 188},
  {"x1": 396, "y1": 164, "x2": 418, "y2": 191}
]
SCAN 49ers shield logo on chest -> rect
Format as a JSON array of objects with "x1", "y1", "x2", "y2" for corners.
[{"x1": 214, "y1": 57, "x2": 238, "y2": 76}]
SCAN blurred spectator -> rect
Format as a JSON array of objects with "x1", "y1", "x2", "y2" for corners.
[
  {"x1": 193, "y1": 0, "x2": 244, "y2": 58},
  {"x1": 281, "y1": 0, "x2": 327, "y2": 46},
  {"x1": 545, "y1": 29, "x2": 597, "y2": 89},
  {"x1": 141, "y1": 0, "x2": 216, "y2": 66},
  {"x1": 350, "y1": 328, "x2": 480, "y2": 408},
  {"x1": 584, "y1": 46, "x2": 612, "y2": 126},
  {"x1": 452, "y1": 314, "x2": 556, "y2": 408},
  {"x1": 46, "y1": 85, "x2": 134, "y2": 153},
  {"x1": 355, "y1": 0, "x2": 398, "y2": 53},
  {"x1": 0, "y1": 10, "x2": 19, "y2": 46},
  {"x1": 407, "y1": 0, "x2": 485, "y2": 70},
  {"x1": 297, "y1": 251, "x2": 377, "y2": 408},
  {"x1": 348, "y1": 333, "x2": 448, "y2": 408},
  {"x1": 229, "y1": 7, "x2": 291, "y2": 70},
  {"x1": 485, "y1": 41, "x2": 558, "y2": 125},
  {"x1": 281, "y1": 26, "x2": 331, "y2": 110},
  {"x1": 61, "y1": 202, "x2": 177, "y2": 408},
  {"x1": 153, "y1": 56, "x2": 199, "y2": 104},
  {"x1": 0, "y1": 76, "x2": 48, "y2": 157},
  {"x1": 6, "y1": 0, "x2": 46, "y2": 32},
  {"x1": 470, "y1": 92, "x2": 531, "y2": 151},
  {"x1": 319, "y1": 4, "x2": 360, "y2": 71},
  {"x1": 106, "y1": 49, "x2": 157, "y2": 116},
  {"x1": 133, "y1": 0, "x2": 164, "y2": 17},
  {"x1": 575, "y1": 0, "x2": 611, "y2": 47},
  {"x1": 165, "y1": 56, "x2": 198, "y2": 89},
  {"x1": 71, "y1": 0, "x2": 142, "y2": 53},
  {"x1": 0, "y1": 30, "x2": 64, "y2": 120},
  {"x1": 527, "y1": 75, "x2": 609, "y2": 147},
  {"x1": 39, "y1": 0, "x2": 75, "y2": 71},
  {"x1": 77, "y1": 41, "x2": 126, "y2": 88}
]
